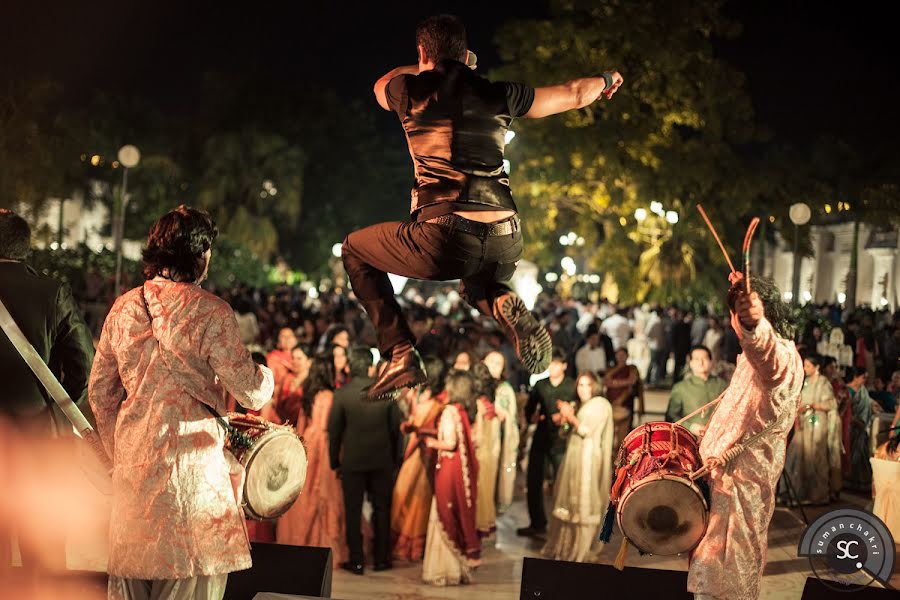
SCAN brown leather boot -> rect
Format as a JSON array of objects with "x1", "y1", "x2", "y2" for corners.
[
  {"x1": 366, "y1": 342, "x2": 427, "y2": 400},
  {"x1": 493, "y1": 292, "x2": 552, "y2": 374}
]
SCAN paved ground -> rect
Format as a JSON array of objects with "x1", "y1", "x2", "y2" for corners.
[
  {"x1": 49, "y1": 389, "x2": 897, "y2": 599},
  {"x1": 330, "y1": 389, "x2": 899, "y2": 599}
]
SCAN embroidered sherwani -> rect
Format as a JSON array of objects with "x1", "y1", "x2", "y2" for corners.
[
  {"x1": 687, "y1": 317, "x2": 803, "y2": 600},
  {"x1": 88, "y1": 280, "x2": 274, "y2": 579}
]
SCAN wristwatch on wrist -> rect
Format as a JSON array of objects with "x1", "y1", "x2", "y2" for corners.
[{"x1": 600, "y1": 71, "x2": 615, "y2": 91}]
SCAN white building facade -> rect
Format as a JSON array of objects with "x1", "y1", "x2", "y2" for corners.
[{"x1": 767, "y1": 221, "x2": 899, "y2": 311}]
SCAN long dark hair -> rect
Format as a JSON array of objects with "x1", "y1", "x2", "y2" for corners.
[
  {"x1": 472, "y1": 363, "x2": 497, "y2": 402},
  {"x1": 445, "y1": 368, "x2": 477, "y2": 423},
  {"x1": 423, "y1": 355, "x2": 447, "y2": 395},
  {"x1": 142, "y1": 205, "x2": 218, "y2": 282},
  {"x1": 727, "y1": 275, "x2": 795, "y2": 340},
  {"x1": 301, "y1": 355, "x2": 335, "y2": 419}
]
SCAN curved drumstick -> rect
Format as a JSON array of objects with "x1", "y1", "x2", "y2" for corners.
[
  {"x1": 742, "y1": 217, "x2": 761, "y2": 294},
  {"x1": 696, "y1": 204, "x2": 737, "y2": 274}
]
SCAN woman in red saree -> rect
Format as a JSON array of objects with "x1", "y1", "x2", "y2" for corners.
[
  {"x1": 422, "y1": 370, "x2": 480, "y2": 586},
  {"x1": 266, "y1": 327, "x2": 298, "y2": 393},
  {"x1": 276, "y1": 344, "x2": 311, "y2": 431},
  {"x1": 603, "y1": 347, "x2": 644, "y2": 448},
  {"x1": 391, "y1": 358, "x2": 446, "y2": 561}
]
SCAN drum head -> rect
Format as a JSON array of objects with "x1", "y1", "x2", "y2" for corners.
[
  {"x1": 617, "y1": 476, "x2": 708, "y2": 555},
  {"x1": 242, "y1": 430, "x2": 307, "y2": 520}
]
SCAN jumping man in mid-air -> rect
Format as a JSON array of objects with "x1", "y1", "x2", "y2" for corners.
[{"x1": 342, "y1": 14, "x2": 623, "y2": 399}]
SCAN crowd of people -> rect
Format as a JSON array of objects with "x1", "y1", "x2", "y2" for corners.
[
  {"x1": 4, "y1": 199, "x2": 900, "y2": 598},
  {"x1": 203, "y1": 271, "x2": 900, "y2": 582},
  {"x1": 4, "y1": 12, "x2": 899, "y2": 600}
]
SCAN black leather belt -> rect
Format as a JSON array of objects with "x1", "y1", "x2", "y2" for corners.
[{"x1": 426, "y1": 214, "x2": 520, "y2": 237}]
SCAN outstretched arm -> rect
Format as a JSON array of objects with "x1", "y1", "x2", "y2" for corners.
[
  {"x1": 374, "y1": 65, "x2": 419, "y2": 110},
  {"x1": 524, "y1": 71, "x2": 623, "y2": 119}
]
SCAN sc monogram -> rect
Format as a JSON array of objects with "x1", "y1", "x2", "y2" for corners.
[{"x1": 835, "y1": 540, "x2": 859, "y2": 561}]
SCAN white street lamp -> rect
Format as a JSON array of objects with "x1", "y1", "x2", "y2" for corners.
[
  {"x1": 634, "y1": 208, "x2": 648, "y2": 222},
  {"x1": 114, "y1": 144, "x2": 141, "y2": 297},
  {"x1": 665, "y1": 210, "x2": 679, "y2": 225},
  {"x1": 788, "y1": 202, "x2": 811, "y2": 305},
  {"x1": 332, "y1": 243, "x2": 343, "y2": 258}
]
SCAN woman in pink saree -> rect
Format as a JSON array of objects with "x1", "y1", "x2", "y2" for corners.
[
  {"x1": 422, "y1": 370, "x2": 481, "y2": 586},
  {"x1": 276, "y1": 356, "x2": 348, "y2": 566}
]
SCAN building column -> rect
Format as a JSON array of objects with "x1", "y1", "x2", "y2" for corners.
[{"x1": 867, "y1": 247, "x2": 896, "y2": 310}]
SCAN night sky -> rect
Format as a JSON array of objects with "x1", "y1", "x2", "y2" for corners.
[{"x1": 2, "y1": 0, "x2": 897, "y2": 150}]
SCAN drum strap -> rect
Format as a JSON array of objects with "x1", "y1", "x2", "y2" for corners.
[
  {"x1": 0, "y1": 295, "x2": 112, "y2": 471},
  {"x1": 139, "y1": 286, "x2": 253, "y2": 451},
  {"x1": 690, "y1": 415, "x2": 781, "y2": 480},
  {"x1": 675, "y1": 393, "x2": 724, "y2": 429}
]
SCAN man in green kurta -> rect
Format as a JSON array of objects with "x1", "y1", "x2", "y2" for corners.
[{"x1": 665, "y1": 344, "x2": 727, "y2": 435}]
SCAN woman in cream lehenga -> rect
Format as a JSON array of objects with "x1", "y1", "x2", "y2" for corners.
[
  {"x1": 472, "y1": 363, "x2": 502, "y2": 541},
  {"x1": 542, "y1": 372, "x2": 614, "y2": 563},
  {"x1": 484, "y1": 351, "x2": 519, "y2": 513},
  {"x1": 782, "y1": 355, "x2": 842, "y2": 505}
]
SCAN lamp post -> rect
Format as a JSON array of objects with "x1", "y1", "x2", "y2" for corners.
[
  {"x1": 114, "y1": 144, "x2": 140, "y2": 297},
  {"x1": 788, "y1": 202, "x2": 811, "y2": 305}
]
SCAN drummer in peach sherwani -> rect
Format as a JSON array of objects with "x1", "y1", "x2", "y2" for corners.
[
  {"x1": 89, "y1": 207, "x2": 274, "y2": 600},
  {"x1": 687, "y1": 276, "x2": 803, "y2": 600}
]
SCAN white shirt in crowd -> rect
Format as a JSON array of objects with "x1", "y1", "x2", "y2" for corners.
[
  {"x1": 601, "y1": 313, "x2": 632, "y2": 351},
  {"x1": 575, "y1": 344, "x2": 608, "y2": 376},
  {"x1": 646, "y1": 312, "x2": 665, "y2": 351}
]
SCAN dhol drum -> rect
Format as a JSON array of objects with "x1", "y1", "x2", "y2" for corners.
[
  {"x1": 226, "y1": 412, "x2": 308, "y2": 520},
  {"x1": 611, "y1": 421, "x2": 709, "y2": 555}
]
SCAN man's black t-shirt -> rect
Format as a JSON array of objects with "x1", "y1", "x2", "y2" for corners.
[
  {"x1": 385, "y1": 75, "x2": 535, "y2": 118},
  {"x1": 383, "y1": 65, "x2": 536, "y2": 218},
  {"x1": 525, "y1": 376, "x2": 578, "y2": 456}
]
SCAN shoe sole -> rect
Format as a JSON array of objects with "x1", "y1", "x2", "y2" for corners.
[
  {"x1": 366, "y1": 369, "x2": 427, "y2": 400},
  {"x1": 496, "y1": 295, "x2": 552, "y2": 374}
]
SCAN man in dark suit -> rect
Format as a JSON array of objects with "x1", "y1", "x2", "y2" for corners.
[
  {"x1": 0, "y1": 208, "x2": 95, "y2": 571},
  {"x1": 328, "y1": 346, "x2": 402, "y2": 575}
]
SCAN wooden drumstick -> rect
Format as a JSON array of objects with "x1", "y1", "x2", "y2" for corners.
[
  {"x1": 696, "y1": 204, "x2": 737, "y2": 275},
  {"x1": 742, "y1": 217, "x2": 761, "y2": 294}
]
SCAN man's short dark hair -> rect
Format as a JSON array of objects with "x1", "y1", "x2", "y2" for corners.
[
  {"x1": 0, "y1": 209, "x2": 31, "y2": 260},
  {"x1": 416, "y1": 14, "x2": 467, "y2": 63},
  {"x1": 551, "y1": 346, "x2": 568, "y2": 364},
  {"x1": 689, "y1": 344, "x2": 712, "y2": 361},
  {"x1": 142, "y1": 205, "x2": 218, "y2": 282},
  {"x1": 348, "y1": 345, "x2": 373, "y2": 378}
]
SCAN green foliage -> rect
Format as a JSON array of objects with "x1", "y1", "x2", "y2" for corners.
[
  {"x1": 27, "y1": 245, "x2": 141, "y2": 297},
  {"x1": 0, "y1": 80, "x2": 74, "y2": 212},
  {"x1": 493, "y1": 0, "x2": 765, "y2": 302},
  {"x1": 195, "y1": 128, "x2": 305, "y2": 261},
  {"x1": 206, "y1": 236, "x2": 278, "y2": 289}
]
